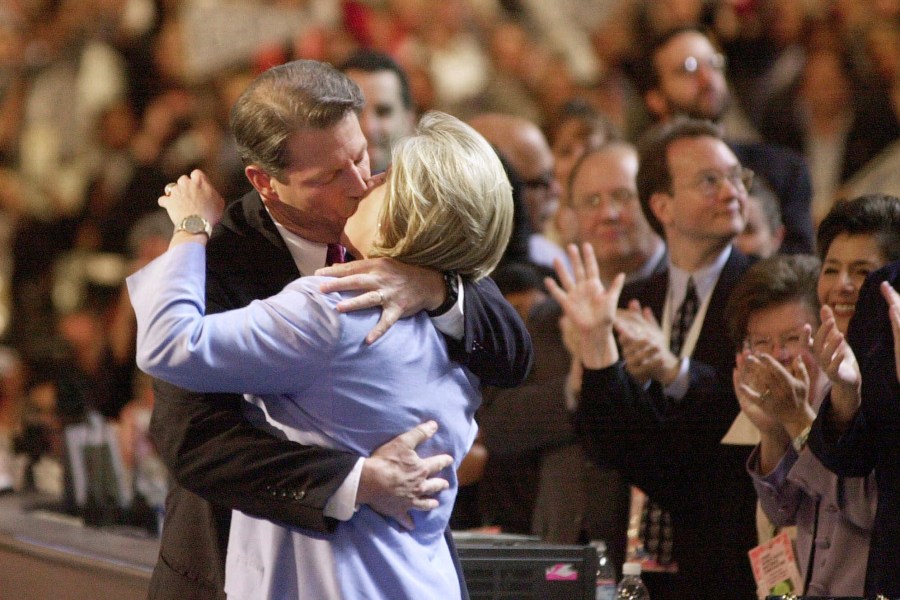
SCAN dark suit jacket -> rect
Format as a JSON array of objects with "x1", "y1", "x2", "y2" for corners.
[
  {"x1": 810, "y1": 260, "x2": 900, "y2": 597},
  {"x1": 730, "y1": 140, "x2": 814, "y2": 255},
  {"x1": 575, "y1": 248, "x2": 758, "y2": 600},
  {"x1": 479, "y1": 298, "x2": 631, "y2": 569},
  {"x1": 148, "y1": 190, "x2": 534, "y2": 599}
]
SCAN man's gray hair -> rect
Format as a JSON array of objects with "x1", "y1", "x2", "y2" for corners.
[{"x1": 230, "y1": 60, "x2": 364, "y2": 179}]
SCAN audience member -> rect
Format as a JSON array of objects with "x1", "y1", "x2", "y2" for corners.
[
  {"x1": 547, "y1": 118, "x2": 758, "y2": 599},
  {"x1": 734, "y1": 178, "x2": 785, "y2": 259},
  {"x1": 726, "y1": 253, "x2": 876, "y2": 596},
  {"x1": 550, "y1": 99, "x2": 620, "y2": 246},
  {"x1": 565, "y1": 141, "x2": 666, "y2": 286},
  {"x1": 761, "y1": 43, "x2": 900, "y2": 224},
  {"x1": 339, "y1": 49, "x2": 416, "y2": 174},
  {"x1": 468, "y1": 112, "x2": 565, "y2": 270},
  {"x1": 632, "y1": 25, "x2": 815, "y2": 255},
  {"x1": 483, "y1": 139, "x2": 666, "y2": 570},
  {"x1": 337, "y1": 49, "x2": 417, "y2": 257},
  {"x1": 809, "y1": 196, "x2": 900, "y2": 597}
]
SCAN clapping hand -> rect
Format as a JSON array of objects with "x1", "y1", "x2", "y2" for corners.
[
  {"x1": 615, "y1": 300, "x2": 680, "y2": 386},
  {"x1": 808, "y1": 305, "x2": 861, "y2": 392},
  {"x1": 733, "y1": 350, "x2": 785, "y2": 438},
  {"x1": 736, "y1": 349, "x2": 814, "y2": 437},
  {"x1": 807, "y1": 305, "x2": 861, "y2": 428},
  {"x1": 545, "y1": 243, "x2": 624, "y2": 369}
]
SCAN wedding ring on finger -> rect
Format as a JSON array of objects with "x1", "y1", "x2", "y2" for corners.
[
  {"x1": 760, "y1": 388, "x2": 772, "y2": 401},
  {"x1": 376, "y1": 290, "x2": 385, "y2": 306},
  {"x1": 164, "y1": 182, "x2": 177, "y2": 196}
]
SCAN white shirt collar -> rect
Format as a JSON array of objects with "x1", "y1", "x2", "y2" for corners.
[
  {"x1": 667, "y1": 244, "x2": 732, "y2": 307},
  {"x1": 266, "y1": 208, "x2": 330, "y2": 275}
]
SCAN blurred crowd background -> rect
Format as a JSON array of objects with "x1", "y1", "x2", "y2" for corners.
[{"x1": 0, "y1": 0, "x2": 897, "y2": 531}]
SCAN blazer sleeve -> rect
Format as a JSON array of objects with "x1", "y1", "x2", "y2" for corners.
[
  {"x1": 809, "y1": 264, "x2": 900, "y2": 478},
  {"x1": 146, "y1": 234, "x2": 359, "y2": 533},
  {"x1": 150, "y1": 379, "x2": 358, "y2": 531},
  {"x1": 576, "y1": 363, "x2": 675, "y2": 502},
  {"x1": 747, "y1": 444, "x2": 803, "y2": 528},
  {"x1": 451, "y1": 276, "x2": 533, "y2": 388}
]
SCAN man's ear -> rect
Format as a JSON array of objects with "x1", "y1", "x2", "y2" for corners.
[
  {"x1": 649, "y1": 191, "x2": 672, "y2": 230},
  {"x1": 245, "y1": 165, "x2": 277, "y2": 202},
  {"x1": 554, "y1": 205, "x2": 580, "y2": 246},
  {"x1": 645, "y1": 90, "x2": 669, "y2": 120}
]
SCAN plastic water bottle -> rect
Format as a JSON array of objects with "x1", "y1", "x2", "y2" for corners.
[
  {"x1": 592, "y1": 540, "x2": 617, "y2": 600},
  {"x1": 616, "y1": 561, "x2": 650, "y2": 600}
]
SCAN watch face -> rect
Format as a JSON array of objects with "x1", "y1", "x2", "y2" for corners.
[{"x1": 181, "y1": 215, "x2": 209, "y2": 235}]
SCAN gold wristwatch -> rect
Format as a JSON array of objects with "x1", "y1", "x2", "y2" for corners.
[{"x1": 176, "y1": 215, "x2": 212, "y2": 237}]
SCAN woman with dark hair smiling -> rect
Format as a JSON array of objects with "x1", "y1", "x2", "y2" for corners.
[{"x1": 729, "y1": 194, "x2": 900, "y2": 596}]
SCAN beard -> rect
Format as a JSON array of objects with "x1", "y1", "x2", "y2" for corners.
[{"x1": 668, "y1": 89, "x2": 730, "y2": 123}]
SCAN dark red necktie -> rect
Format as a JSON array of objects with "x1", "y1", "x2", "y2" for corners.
[{"x1": 326, "y1": 243, "x2": 347, "y2": 266}]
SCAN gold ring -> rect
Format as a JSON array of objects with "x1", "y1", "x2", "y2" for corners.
[
  {"x1": 164, "y1": 182, "x2": 177, "y2": 196},
  {"x1": 760, "y1": 388, "x2": 771, "y2": 401},
  {"x1": 376, "y1": 290, "x2": 385, "y2": 305}
]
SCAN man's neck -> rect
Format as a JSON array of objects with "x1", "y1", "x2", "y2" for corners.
[
  {"x1": 667, "y1": 235, "x2": 733, "y2": 273},
  {"x1": 597, "y1": 237, "x2": 665, "y2": 285}
]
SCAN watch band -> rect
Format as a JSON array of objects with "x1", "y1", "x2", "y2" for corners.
[
  {"x1": 426, "y1": 271, "x2": 459, "y2": 317},
  {"x1": 791, "y1": 424, "x2": 812, "y2": 453}
]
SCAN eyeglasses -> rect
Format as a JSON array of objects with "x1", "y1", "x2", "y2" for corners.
[
  {"x1": 523, "y1": 171, "x2": 555, "y2": 191},
  {"x1": 573, "y1": 188, "x2": 637, "y2": 212},
  {"x1": 681, "y1": 167, "x2": 754, "y2": 198},
  {"x1": 744, "y1": 327, "x2": 806, "y2": 356},
  {"x1": 676, "y1": 53, "x2": 726, "y2": 76}
]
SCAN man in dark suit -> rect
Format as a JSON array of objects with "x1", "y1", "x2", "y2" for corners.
[
  {"x1": 479, "y1": 141, "x2": 665, "y2": 570},
  {"x1": 632, "y1": 25, "x2": 814, "y2": 255},
  {"x1": 810, "y1": 260, "x2": 900, "y2": 597},
  {"x1": 548, "y1": 119, "x2": 758, "y2": 599},
  {"x1": 149, "y1": 60, "x2": 532, "y2": 600}
]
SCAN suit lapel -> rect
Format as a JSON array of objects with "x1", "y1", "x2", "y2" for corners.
[{"x1": 693, "y1": 249, "x2": 753, "y2": 365}]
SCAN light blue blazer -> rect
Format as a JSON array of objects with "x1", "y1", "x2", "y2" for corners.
[{"x1": 128, "y1": 242, "x2": 480, "y2": 600}]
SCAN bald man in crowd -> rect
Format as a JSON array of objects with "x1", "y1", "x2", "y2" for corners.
[{"x1": 469, "y1": 113, "x2": 566, "y2": 270}]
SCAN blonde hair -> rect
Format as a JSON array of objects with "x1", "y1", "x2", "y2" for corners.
[{"x1": 371, "y1": 111, "x2": 513, "y2": 281}]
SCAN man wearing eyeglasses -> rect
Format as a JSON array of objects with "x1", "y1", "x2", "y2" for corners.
[
  {"x1": 555, "y1": 119, "x2": 759, "y2": 600},
  {"x1": 468, "y1": 113, "x2": 566, "y2": 270},
  {"x1": 479, "y1": 141, "x2": 664, "y2": 571},
  {"x1": 566, "y1": 142, "x2": 666, "y2": 287},
  {"x1": 633, "y1": 25, "x2": 814, "y2": 257}
]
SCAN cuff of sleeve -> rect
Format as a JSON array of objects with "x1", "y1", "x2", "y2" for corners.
[
  {"x1": 748, "y1": 443, "x2": 798, "y2": 486},
  {"x1": 324, "y1": 457, "x2": 364, "y2": 521},
  {"x1": 663, "y1": 357, "x2": 690, "y2": 400},
  {"x1": 565, "y1": 381, "x2": 580, "y2": 412},
  {"x1": 430, "y1": 274, "x2": 465, "y2": 340}
]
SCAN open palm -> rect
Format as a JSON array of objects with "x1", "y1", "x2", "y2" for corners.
[{"x1": 546, "y1": 243, "x2": 623, "y2": 335}]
